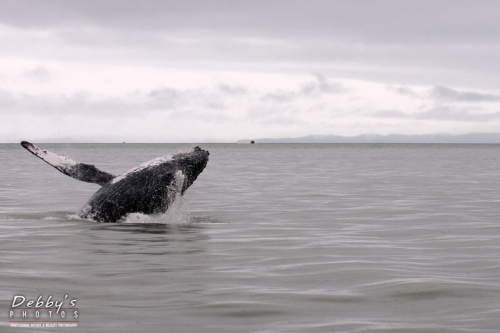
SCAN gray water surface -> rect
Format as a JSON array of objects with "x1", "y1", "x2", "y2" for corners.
[{"x1": 1, "y1": 143, "x2": 500, "y2": 332}]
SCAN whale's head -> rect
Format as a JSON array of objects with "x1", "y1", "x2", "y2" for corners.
[{"x1": 172, "y1": 146, "x2": 209, "y2": 192}]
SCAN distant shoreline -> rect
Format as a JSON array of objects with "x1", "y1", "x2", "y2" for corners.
[{"x1": 238, "y1": 133, "x2": 500, "y2": 144}]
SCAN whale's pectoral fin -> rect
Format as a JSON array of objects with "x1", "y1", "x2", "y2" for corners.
[{"x1": 21, "y1": 141, "x2": 115, "y2": 186}]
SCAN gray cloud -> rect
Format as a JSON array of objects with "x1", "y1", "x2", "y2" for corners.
[
  {"x1": 217, "y1": 84, "x2": 248, "y2": 95},
  {"x1": 418, "y1": 107, "x2": 500, "y2": 121},
  {"x1": 148, "y1": 86, "x2": 230, "y2": 110},
  {"x1": 1, "y1": 1, "x2": 499, "y2": 45},
  {"x1": 0, "y1": 82, "x2": 246, "y2": 119},
  {"x1": 0, "y1": 88, "x2": 15, "y2": 107},
  {"x1": 371, "y1": 106, "x2": 500, "y2": 122},
  {"x1": 248, "y1": 109, "x2": 304, "y2": 126},
  {"x1": 0, "y1": 88, "x2": 174, "y2": 118},
  {"x1": 13, "y1": 92, "x2": 144, "y2": 117},
  {"x1": 301, "y1": 73, "x2": 346, "y2": 95},
  {"x1": 370, "y1": 110, "x2": 409, "y2": 118},
  {"x1": 261, "y1": 74, "x2": 346, "y2": 103},
  {"x1": 1, "y1": 1, "x2": 499, "y2": 90},
  {"x1": 260, "y1": 91, "x2": 296, "y2": 103},
  {"x1": 24, "y1": 66, "x2": 51, "y2": 81},
  {"x1": 387, "y1": 86, "x2": 417, "y2": 97},
  {"x1": 429, "y1": 86, "x2": 500, "y2": 103},
  {"x1": 147, "y1": 88, "x2": 183, "y2": 109}
]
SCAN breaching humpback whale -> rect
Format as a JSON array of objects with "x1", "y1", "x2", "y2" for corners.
[{"x1": 21, "y1": 141, "x2": 209, "y2": 223}]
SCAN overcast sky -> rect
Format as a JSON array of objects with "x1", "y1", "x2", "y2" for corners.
[{"x1": 1, "y1": 0, "x2": 499, "y2": 142}]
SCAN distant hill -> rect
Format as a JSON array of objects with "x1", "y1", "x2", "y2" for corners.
[{"x1": 238, "y1": 133, "x2": 500, "y2": 144}]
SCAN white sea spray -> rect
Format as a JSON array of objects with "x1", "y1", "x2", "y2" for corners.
[{"x1": 122, "y1": 170, "x2": 190, "y2": 224}]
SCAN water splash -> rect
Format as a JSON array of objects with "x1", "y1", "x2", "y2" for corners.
[
  {"x1": 42, "y1": 216, "x2": 61, "y2": 221},
  {"x1": 72, "y1": 194, "x2": 191, "y2": 224},
  {"x1": 122, "y1": 194, "x2": 190, "y2": 224}
]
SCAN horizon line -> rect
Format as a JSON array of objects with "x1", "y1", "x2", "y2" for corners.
[{"x1": 3, "y1": 132, "x2": 500, "y2": 144}]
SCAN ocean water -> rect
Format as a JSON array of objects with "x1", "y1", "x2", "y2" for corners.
[{"x1": 1, "y1": 143, "x2": 500, "y2": 332}]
